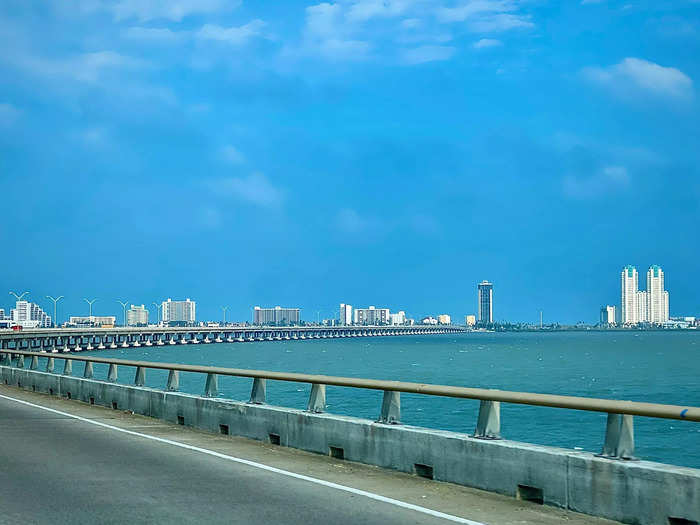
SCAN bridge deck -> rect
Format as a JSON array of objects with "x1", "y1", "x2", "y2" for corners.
[{"x1": 0, "y1": 385, "x2": 620, "y2": 525}]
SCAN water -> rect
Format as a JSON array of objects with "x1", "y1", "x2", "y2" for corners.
[{"x1": 71, "y1": 331, "x2": 699, "y2": 468}]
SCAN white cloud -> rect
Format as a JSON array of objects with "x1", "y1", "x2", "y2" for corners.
[
  {"x1": 346, "y1": 0, "x2": 415, "y2": 22},
  {"x1": 402, "y1": 45, "x2": 455, "y2": 64},
  {"x1": 122, "y1": 27, "x2": 186, "y2": 43},
  {"x1": 473, "y1": 38, "x2": 502, "y2": 49},
  {"x1": 196, "y1": 20, "x2": 267, "y2": 45},
  {"x1": 0, "y1": 103, "x2": 21, "y2": 126},
  {"x1": 220, "y1": 145, "x2": 245, "y2": 164},
  {"x1": 583, "y1": 58, "x2": 693, "y2": 100},
  {"x1": 111, "y1": 0, "x2": 236, "y2": 22},
  {"x1": 563, "y1": 165, "x2": 630, "y2": 199},
  {"x1": 213, "y1": 173, "x2": 283, "y2": 208}
]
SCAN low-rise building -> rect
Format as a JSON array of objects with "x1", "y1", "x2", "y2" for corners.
[
  {"x1": 67, "y1": 316, "x2": 116, "y2": 328},
  {"x1": 465, "y1": 315, "x2": 476, "y2": 327},
  {"x1": 437, "y1": 314, "x2": 451, "y2": 325},
  {"x1": 389, "y1": 311, "x2": 406, "y2": 325},
  {"x1": 421, "y1": 316, "x2": 438, "y2": 325}
]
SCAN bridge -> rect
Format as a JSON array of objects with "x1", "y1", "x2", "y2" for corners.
[
  {"x1": 1, "y1": 349, "x2": 698, "y2": 525},
  {"x1": 0, "y1": 324, "x2": 464, "y2": 352}
]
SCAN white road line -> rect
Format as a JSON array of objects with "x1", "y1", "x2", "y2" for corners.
[{"x1": 0, "y1": 392, "x2": 486, "y2": 525}]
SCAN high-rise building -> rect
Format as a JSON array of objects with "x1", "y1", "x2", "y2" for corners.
[
  {"x1": 664, "y1": 291, "x2": 669, "y2": 322},
  {"x1": 636, "y1": 291, "x2": 648, "y2": 323},
  {"x1": 477, "y1": 281, "x2": 493, "y2": 325},
  {"x1": 11, "y1": 300, "x2": 52, "y2": 328},
  {"x1": 600, "y1": 305, "x2": 616, "y2": 325},
  {"x1": 127, "y1": 305, "x2": 149, "y2": 326},
  {"x1": 353, "y1": 306, "x2": 390, "y2": 325},
  {"x1": 340, "y1": 303, "x2": 353, "y2": 325},
  {"x1": 438, "y1": 314, "x2": 451, "y2": 325},
  {"x1": 253, "y1": 306, "x2": 301, "y2": 326},
  {"x1": 620, "y1": 265, "x2": 639, "y2": 325},
  {"x1": 161, "y1": 298, "x2": 196, "y2": 324},
  {"x1": 647, "y1": 265, "x2": 669, "y2": 323}
]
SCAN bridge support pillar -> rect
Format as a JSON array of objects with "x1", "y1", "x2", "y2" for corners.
[
  {"x1": 204, "y1": 373, "x2": 218, "y2": 397},
  {"x1": 63, "y1": 359, "x2": 72, "y2": 376},
  {"x1": 16, "y1": 354, "x2": 25, "y2": 369},
  {"x1": 84, "y1": 362, "x2": 94, "y2": 379},
  {"x1": 107, "y1": 364, "x2": 118, "y2": 382},
  {"x1": 1, "y1": 352, "x2": 10, "y2": 365},
  {"x1": 249, "y1": 378, "x2": 266, "y2": 404},
  {"x1": 46, "y1": 358, "x2": 54, "y2": 373},
  {"x1": 167, "y1": 370, "x2": 179, "y2": 391},
  {"x1": 474, "y1": 400, "x2": 501, "y2": 439},
  {"x1": 134, "y1": 367, "x2": 145, "y2": 387},
  {"x1": 30, "y1": 355, "x2": 39, "y2": 370},
  {"x1": 600, "y1": 413, "x2": 635, "y2": 460},
  {"x1": 378, "y1": 390, "x2": 400, "y2": 424},
  {"x1": 307, "y1": 384, "x2": 326, "y2": 413}
]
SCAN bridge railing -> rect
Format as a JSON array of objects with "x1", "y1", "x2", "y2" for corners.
[{"x1": 1, "y1": 349, "x2": 698, "y2": 460}]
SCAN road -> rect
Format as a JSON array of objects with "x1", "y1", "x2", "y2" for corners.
[{"x1": 0, "y1": 386, "x2": 620, "y2": 525}]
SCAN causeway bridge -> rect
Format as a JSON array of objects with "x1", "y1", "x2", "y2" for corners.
[{"x1": 0, "y1": 325, "x2": 463, "y2": 352}]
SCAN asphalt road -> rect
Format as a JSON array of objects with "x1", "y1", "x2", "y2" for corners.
[{"x1": 0, "y1": 387, "x2": 621, "y2": 525}]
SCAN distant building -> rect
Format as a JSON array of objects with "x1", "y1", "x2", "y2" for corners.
[
  {"x1": 68, "y1": 316, "x2": 116, "y2": 328},
  {"x1": 465, "y1": 315, "x2": 476, "y2": 327},
  {"x1": 621, "y1": 265, "x2": 639, "y2": 325},
  {"x1": 421, "y1": 316, "x2": 438, "y2": 325},
  {"x1": 390, "y1": 311, "x2": 406, "y2": 325},
  {"x1": 647, "y1": 265, "x2": 669, "y2": 323},
  {"x1": 161, "y1": 298, "x2": 196, "y2": 325},
  {"x1": 354, "y1": 306, "x2": 390, "y2": 326},
  {"x1": 437, "y1": 314, "x2": 451, "y2": 325},
  {"x1": 11, "y1": 300, "x2": 52, "y2": 328},
  {"x1": 600, "y1": 305, "x2": 616, "y2": 325},
  {"x1": 127, "y1": 305, "x2": 149, "y2": 326},
  {"x1": 340, "y1": 303, "x2": 353, "y2": 325},
  {"x1": 254, "y1": 306, "x2": 300, "y2": 326},
  {"x1": 477, "y1": 281, "x2": 493, "y2": 325}
]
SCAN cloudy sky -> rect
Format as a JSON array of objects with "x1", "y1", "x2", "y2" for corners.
[{"x1": 1, "y1": 0, "x2": 698, "y2": 323}]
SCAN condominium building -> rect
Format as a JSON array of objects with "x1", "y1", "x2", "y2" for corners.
[
  {"x1": 390, "y1": 311, "x2": 406, "y2": 326},
  {"x1": 637, "y1": 291, "x2": 648, "y2": 323},
  {"x1": 253, "y1": 306, "x2": 300, "y2": 326},
  {"x1": 478, "y1": 281, "x2": 493, "y2": 325},
  {"x1": 647, "y1": 265, "x2": 669, "y2": 324},
  {"x1": 11, "y1": 300, "x2": 52, "y2": 328},
  {"x1": 161, "y1": 298, "x2": 196, "y2": 324},
  {"x1": 437, "y1": 314, "x2": 451, "y2": 325},
  {"x1": 127, "y1": 304, "x2": 149, "y2": 326},
  {"x1": 620, "y1": 265, "x2": 639, "y2": 325},
  {"x1": 600, "y1": 305, "x2": 616, "y2": 325},
  {"x1": 465, "y1": 315, "x2": 476, "y2": 327},
  {"x1": 354, "y1": 306, "x2": 390, "y2": 326},
  {"x1": 340, "y1": 303, "x2": 353, "y2": 325}
]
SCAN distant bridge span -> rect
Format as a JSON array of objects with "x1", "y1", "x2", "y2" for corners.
[{"x1": 0, "y1": 325, "x2": 466, "y2": 352}]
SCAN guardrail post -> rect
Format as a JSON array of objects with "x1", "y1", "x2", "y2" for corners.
[
  {"x1": 166, "y1": 370, "x2": 179, "y2": 391},
  {"x1": 204, "y1": 373, "x2": 218, "y2": 397},
  {"x1": 474, "y1": 400, "x2": 501, "y2": 439},
  {"x1": 107, "y1": 364, "x2": 118, "y2": 382},
  {"x1": 378, "y1": 390, "x2": 400, "y2": 424},
  {"x1": 16, "y1": 354, "x2": 24, "y2": 369},
  {"x1": 46, "y1": 357, "x2": 55, "y2": 373},
  {"x1": 134, "y1": 366, "x2": 145, "y2": 387},
  {"x1": 307, "y1": 384, "x2": 326, "y2": 413},
  {"x1": 600, "y1": 413, "x2": 636, "y2": 459},
  {"x1": 83, "y1": 362, "x2": 94, "y2": 379},
  {"x1": 250, "y1": 378, "x2": 266, "y2": 404},
  {"x1": 63, "y1": 359, "x2": 72, "y2": 376}
]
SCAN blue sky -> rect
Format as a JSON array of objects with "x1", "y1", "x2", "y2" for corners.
[{"x1": 1, "y1": 0, "x2": 699, "y2": 324}]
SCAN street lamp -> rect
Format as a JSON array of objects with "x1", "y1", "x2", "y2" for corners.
[
  {"x1": 151, "y1": 302, "x2": 161, "y2": 325},
  {"x1": 221, "y1": 306, "x2": 228, "y2": 326},
  {"x1": 84, "y1": 298, "x2": 97, "y2": 318},
  {"x1": 117, "y1": 300, "x2": 129, "y2": 327},
  {"x1": 46, "y1": 295, "x2": 64, "y2": 328},
  {"x1": 9, "y1": 291, "x2": 29, "y2": 302}
]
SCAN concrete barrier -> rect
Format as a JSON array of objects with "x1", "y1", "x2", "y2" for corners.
[{"x1": 2, "y1": 365, "x2": 698, "y2": 525}]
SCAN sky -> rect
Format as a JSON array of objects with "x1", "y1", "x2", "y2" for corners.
[{"x1": 0, "y1": 0, "x2": 699, "y2": 325}]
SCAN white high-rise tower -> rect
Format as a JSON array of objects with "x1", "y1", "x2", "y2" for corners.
[
  {"x1": 620, "y1": 265, "x2": 638, "y2": 324},
  {"x1": 647, "y1": 265, "x2": 669, "y2": 323}
]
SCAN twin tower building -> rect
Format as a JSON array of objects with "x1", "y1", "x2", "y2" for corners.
[{"x1": 620, "y1": 265, "x2": 670, "y2": 325}]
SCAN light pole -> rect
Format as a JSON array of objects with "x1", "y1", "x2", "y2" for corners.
[
  {"x1": 46, "y1": 295, "x2": 64, "y2": 328},
  {"x1": 9, "y1": 291, "x2": 29, "y2": 302},
  {"x1": 151, "y1": 302, "x2": 161, "y2": 325},
  {"x1": 221, "y1": 306, "x2": 228, "y2": 326},
  {"x1": 84, "y1": 298, "x2": 97, "y2": 319},
  {"x1": 117, "y1": 300, "x2": 129, "y2": 327}
]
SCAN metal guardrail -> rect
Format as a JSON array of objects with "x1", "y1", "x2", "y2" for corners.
[{"x1": 1, "y1": 349, "x2": 698, "y2": 460}]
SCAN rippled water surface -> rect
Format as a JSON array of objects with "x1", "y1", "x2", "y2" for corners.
[{"x1": 74, "y1": 331, "x2": 700, "y2": 468}]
